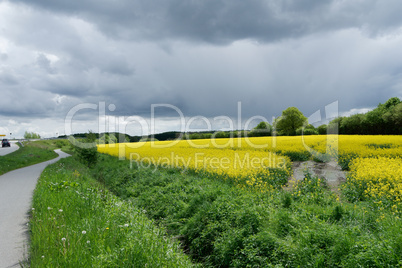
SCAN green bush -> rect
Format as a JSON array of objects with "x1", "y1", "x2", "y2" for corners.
[{"x1": 71, "y1": 132, "x2": 98, "y2": 168}]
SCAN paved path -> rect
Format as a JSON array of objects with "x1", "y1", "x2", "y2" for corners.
[
  {"x1": 0, "y1": 149, "x2": 70, "y2": 268},
  {"x1": 0, "y1": 142, "x2": 19, "y2": 156}
]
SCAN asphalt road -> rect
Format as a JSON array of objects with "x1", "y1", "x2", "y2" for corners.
[
  {"x1": 0, "y1": 149, "x2": 70, "y2": 268},
  {"x1": 0, "y1": 142, "x2": 19, "y2": 156}
]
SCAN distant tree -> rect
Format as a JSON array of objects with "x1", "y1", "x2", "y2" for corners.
[
  {"x1": 117, "y1": 133, "x2": 130, "y2": 143},
  {"x1": 213, "y1": 131, "x2": 229, "y2": 139},
  {"x1": 24, "y1": 131, "x2": 41, "y2": 139},
  {"x1": 328, "y1": 117, "x2": 343, "y2": 134},
  {"x1": 296, "y1": 124, "x2": 318, "y2": 135},
  {"x1": 237, "y1": 130, "x2": 248, "y2": 137},
  {"x1": 341, "y1": 114, "x2": 366, "y2": 134},
  {"x1": 362, "y1": 97, "x2": 401, "y2": 134},
  {"x1": 317, "y1": 124, "x2": 327, "y2": 135},
  {"x1": 275, "y1": 107, "x2": 307, "y2": 136},
  {"x1": 249, "y1": 121, "x2": 272, "y2": 137},
  {"x1": 382, "y1": 99, "x2": 402, "y2": 134},
  {"x1": 384, "y1": 102, "x2": 402, "y2": 133},
  {"x1": 326, "y1": 97, "x2": 401, "y2": 135}
]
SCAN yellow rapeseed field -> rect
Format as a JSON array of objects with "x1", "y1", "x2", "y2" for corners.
[
  {"x1": 98, "y1": 135, "x2": 402, "y2": 193},
  {"x1": 344, "y1": 157, "x2": 402, "y2": 211}
]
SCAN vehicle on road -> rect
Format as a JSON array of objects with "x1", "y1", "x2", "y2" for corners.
[{"x1": 2, "y1": 139, "x2": 10, "y2": 147}]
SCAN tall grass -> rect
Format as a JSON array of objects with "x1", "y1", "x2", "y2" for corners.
[
  {"x1": 29, "y1": 157, "x2": 195, "y2": 267},
  {"x1": 91, "y1": 153, "x2": 402, "y2": 267}
]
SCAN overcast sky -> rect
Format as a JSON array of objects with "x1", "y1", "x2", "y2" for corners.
[{"x1": 0, "y1": 0, "x2": 401, "y2": 138}]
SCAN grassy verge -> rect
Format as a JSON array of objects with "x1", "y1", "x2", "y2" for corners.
[
  {"x1": 29, "y1": 157, "x2": 195, "y2": 267},
  {"x1": 24, "y1": 139, "x2": 72, "y2": 153},
  {"x1": 0, "y1": 142, "x2": 58, "y2": 175},
  {"x1": 92, "y1": 153, "x2": 402, "y2": 267}
]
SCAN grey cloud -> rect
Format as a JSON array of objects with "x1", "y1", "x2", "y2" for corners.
[
  {"x1": 0, "y1": 52, "x2": 8, "y2": 61},
  {"x1": 0, "y1": 71, "x2": 19, "y2": 85},
  {"x1": 36, "y1": 53, "x2": 56, "y2": 74},
  {"x1": 13, "y1": 0, "x2": 402, "y2": 44},
  {"x1": 1, "y1": 0, "x2": 402, "y2": 138}
]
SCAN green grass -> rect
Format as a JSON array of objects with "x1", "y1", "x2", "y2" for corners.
[
  {"x1": 0, "y1": 143, "x2": 58, "y2": 175},
  {"x1": 29, "y1": 157, "x2": 195, "y2": 267},
  {"x1": 24, "y1": 139, "x2": 72, "y2": 153},
  {"x1": 91, "y1": 153, "x2": 402, "y2": 267}
]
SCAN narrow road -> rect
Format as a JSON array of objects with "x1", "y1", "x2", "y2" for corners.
[
  {"x1": 0, "y1": 142, "x2": 19, "y2": 156},
  {"x1": 0, "y1": 149, "x2": 70, "y2": 268}
]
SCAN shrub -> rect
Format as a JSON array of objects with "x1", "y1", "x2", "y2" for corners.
[{"x1": 71, "y1": 131, "x2": 98, "y2": 168}]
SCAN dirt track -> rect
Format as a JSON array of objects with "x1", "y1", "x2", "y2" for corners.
[{"x1": 291, "y1": 160, "x2": 347, "y2": 190}]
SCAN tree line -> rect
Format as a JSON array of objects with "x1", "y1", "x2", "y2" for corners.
[
  {"x1": 65, "y1": 96, "x2": 401, "y2": 143},
  {"x1": 327, "y1": 97, "x2": 401, "y2": 135},
  {"x1": 190, "y1": 96, "x2": 401, "y2": 137}
]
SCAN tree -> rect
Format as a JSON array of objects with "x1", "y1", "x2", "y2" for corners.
[
  {"x1": 24, "y1": 131, "x2": 41, "y2": 139},
  {"x1": 362, "y1": 97, "x2": 401, "y2": 134},
  {"x1": 249, "y1": 121, "x2": 272, "y2": 137},
  {"x1": 341, "y1": 114, "x2": 366, "y2": 134},
  {"x1": 382, "y1": 99, "x2": 402, "y2": 134},
  {"x1": 275, "y1": 107, "x2": 307, "y2": 136},
  {"x1": 296, "y1": 124, "x2": 318, "y2": 135},
  {"x1": 317, "y1": 124, "x2": 327, "y2": 135},
  {"x1": 98, "y1": 133, "x2": 118, "y2": 144},
  {"x1": 328, "y1": 117, "x2": 343, "y2": 134}
]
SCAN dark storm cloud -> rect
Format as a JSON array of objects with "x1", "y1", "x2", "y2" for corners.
[
  {"x1": 13, "y1": 0, "x2": 402, "y2": 44},
  {"x1": 1, "y1": 0, "x2": 402, "y2": 138}
]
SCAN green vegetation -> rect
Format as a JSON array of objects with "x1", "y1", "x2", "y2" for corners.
[
  {"x1": 328, "y1": 96, "x2": 402, "y2": 135},
  {"x1": 249, "y1": 121, "x2": 272, "y2": 137},
  {"x1": 275, "y1": 107, "x2": 308, "y2": 136},
  {"x1": 70, "y1": 132, "x2": 99, "y2": 168},
  {"x1": 24, "y1": 131, "x2": 41, "y2": 139},
  {"x1": 26, "y1": 139, "x2": 71, "y2": 152},
  {"x1": 0, "y1": 142, "x2": 58, "y2": 175},
  {"x1": 29, "y1": 157, "x2": 194, "y2": 267},
  {"x1": 86, "y1": 153, "x2": 402, "y2": 267}
]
